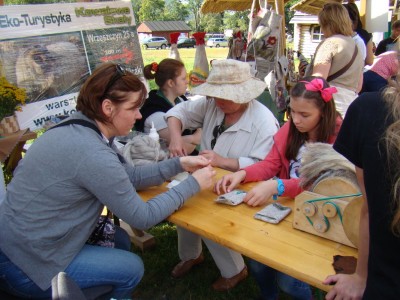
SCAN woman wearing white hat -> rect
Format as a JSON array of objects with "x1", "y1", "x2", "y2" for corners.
[{"x1": 166, "y1": 59, "x2": 279, "y2": 291}]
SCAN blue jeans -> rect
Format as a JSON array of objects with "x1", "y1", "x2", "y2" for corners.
[
  {"x1": 0, "y1": 226, "x2": 143, "y2": 299},
  {"x1": 249, "y1": 258, "x2": 312, "y2": 300}
]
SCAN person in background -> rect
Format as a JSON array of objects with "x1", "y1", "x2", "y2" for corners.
[
  {"x1": 343, "y1": 0, "x2": 376, "y2": 66},
  {"x1": 311, "y1": 2, "x2": 364, "y2": 117},
  {"x1": 135, "y1": 58, "x2": 201, "y2": 155},
  {"x1": 361, "y1": 50, "x2": 398, "y2": 94},
  {"x1": 166, "y1": 59, "x2": 279, "y2": 291},
  {"x1": 324, "y1": 55, "x2": 400, "y2": 300},
  {"x1": 343, "y1": 2, "x2": 374, "y2": 66},
  {"x1": 0, "y1": 63, "x2": 215, "y2": 299},
  {"x1": 215, "y1": 76, "x2": 341, "y2": 300},
  {"x1": 375, "y1": 20, "x2": 400, "y2": 56}
]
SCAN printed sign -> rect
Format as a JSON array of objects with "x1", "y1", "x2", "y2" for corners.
[{"x1": 0, "y1": 0, "x2": 144, "y2": 130}]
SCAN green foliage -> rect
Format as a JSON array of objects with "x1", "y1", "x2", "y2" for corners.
[
  {"x1": 187, "y1": 0, "x2": 202, "y2": 31},
  {"x1": 0, "y1": 77, "x2": 26, "y2": 120},
  {"x1": 164, "y1": 0, "x2": 189, "y2": 21},
  {"x1": 223, "y1": 11, "x2": 249, "y2": 33},
  {"x1": 131, "y1": 0, "x2": 141, "y2": 25},
  {"x1": 200, "y1": 13, "x2": 223, "y2": 33},
  {"x1": 285, "y1": 0, "x2": 302, "y2": 34},
  {"x1": 138, "y1": 0, "x2": 165, "y2": 21}
]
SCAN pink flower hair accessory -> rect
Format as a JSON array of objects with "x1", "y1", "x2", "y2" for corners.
[{"x1": 300, "y1": 78, "x2": 337, "y2": 102}]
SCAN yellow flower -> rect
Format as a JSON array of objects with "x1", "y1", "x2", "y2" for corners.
[{"x1": 0, "y1": 77, "x2": 26, "y2": 120}]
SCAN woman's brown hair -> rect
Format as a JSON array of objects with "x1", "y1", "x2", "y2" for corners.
[
  {"x1": 286, "y1": 76, "x2": 337, "y2": 161},
  {"x1": 143, "y1": 58, "x2": 185, "y2": 88},
  {"x1": 76, "y1": 63, "x2": 147, "y2": 123},
  {"x1": 318, "y1": 2, "x2": 353, "y2": 37}
]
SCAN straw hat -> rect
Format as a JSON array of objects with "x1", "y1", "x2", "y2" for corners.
[{"x1": 191, "y1": 59, "x2": 267, "y2": 103}]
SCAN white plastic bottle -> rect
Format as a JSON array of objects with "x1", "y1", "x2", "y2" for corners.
[{"x1": 149, "y1": 121, "x2": 159, "y2": 142}]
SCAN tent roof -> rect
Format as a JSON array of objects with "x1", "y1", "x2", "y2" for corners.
[
  {"x1": 290, "y1": 0, "x2": 341, "y2": 15},
  {"x1": 137, "y1": 21, "x2": 191, "y2": 33},
  {"x1": 201, "y1": 0, "x2": 291, "y2": 14}
]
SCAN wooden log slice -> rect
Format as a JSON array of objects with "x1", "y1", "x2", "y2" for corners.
[
  {"x1": 312, "y1": 177, "x2": 359, "y2": 199},
  {"x1": 342, "y1": 195, "x2": 363, "y2": 248}
]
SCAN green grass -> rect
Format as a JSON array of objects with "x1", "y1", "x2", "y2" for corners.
[
  {"x1": 130, "y1": 222, "x2": 325, "y2": 299},
  {"x1": 130, "y1": 221, "x2": 261, "y2": 300},
  {"x1": 141, "y1": 47, "x2": 229, "y2": 71},
  {"x1": 141, "y1": 47, "x2": 229, "y2": 90}
]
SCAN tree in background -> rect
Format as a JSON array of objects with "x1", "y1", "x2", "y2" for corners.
[
  {"x1": 131, "y1": 0, "x2": 141, "y2": 25},
  {"x1": 138, "y1": 0, "x2": 165, "y2": 21},
  {"x1": 187, "y1": 0, "x2": 202, "y2": 32},
  {"x1": 224, "y1": 11, "x2": 249, "y2": 33},
  {"x1": 164, "y1": 0, "x2": 189, "y2": 21},
  {"x1": 285, "y1": 0, "x2": 301, "y2": 35},
  {"x1": 200, "y1": 13, "x2": 224, "y2": 33}
]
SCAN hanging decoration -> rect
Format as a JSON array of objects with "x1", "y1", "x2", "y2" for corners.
[
  {"x1": 169, "y1": 32, "x2": 182, "y2": 62},
  {"x1": 189, "y1": 32, "x2": 209, "y2": 90}
]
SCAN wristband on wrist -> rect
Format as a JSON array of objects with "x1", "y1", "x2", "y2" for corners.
[{"x1": 272, "y1": 177, "x2": 285, "y2": 200}]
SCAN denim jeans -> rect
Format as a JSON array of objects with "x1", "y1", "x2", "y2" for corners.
[
  {"x1": 248, "y1": 258, "x2": 312, "y2": 300},
  {"x1": 0, "y1": 226, "x2": 143, "y2": 299}
]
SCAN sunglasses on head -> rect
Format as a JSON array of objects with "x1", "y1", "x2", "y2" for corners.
[{"x1": 103, "y1": 64, "x2": 128, "y2": 99}]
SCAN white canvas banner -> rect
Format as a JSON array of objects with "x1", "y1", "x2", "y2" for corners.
[{"x1": 0, "y1": 0, "x2": 144, "y2": 130}]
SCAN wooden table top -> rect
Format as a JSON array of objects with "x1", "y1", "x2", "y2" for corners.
[{"x1": 138, "y1": 168, "x2": 358, "y2": 291}]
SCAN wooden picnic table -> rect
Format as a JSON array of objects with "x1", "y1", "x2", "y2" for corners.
[{"x1": 138, "y1": 167, "x2": 358, "y2": 292}]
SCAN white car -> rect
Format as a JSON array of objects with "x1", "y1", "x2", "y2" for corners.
[
  {"x1": 141, "y1": 37, "x2": 169, "y2": 49},
  {"x1": 206, "y1": 38, "x2": 228, "y2": 48}
]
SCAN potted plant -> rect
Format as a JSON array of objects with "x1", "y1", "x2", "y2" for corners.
[{"x1": 0, "y1": 76, "x2": 26, "y2": 135}]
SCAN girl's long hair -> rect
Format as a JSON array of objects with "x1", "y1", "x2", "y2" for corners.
[
  {"x1": 285, "y1": 76, "x2": 337, "y2": 161},
  {"x1": 383, "y1": 64, "x2": 400, "y2": 235}
]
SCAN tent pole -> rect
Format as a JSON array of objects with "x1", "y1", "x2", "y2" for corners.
[{"x1": 275, "y1": 0, "x2": 285, "y2": 56}]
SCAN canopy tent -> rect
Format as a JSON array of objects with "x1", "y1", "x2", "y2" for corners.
[
  {"x1": 290, "y1": 0, "x2": 342, "y2": 15},
  {"x1": 201, "y1": 0, "x2": 290, "y2": 14}
]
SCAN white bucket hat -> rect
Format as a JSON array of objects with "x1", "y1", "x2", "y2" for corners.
[{"x1": 190, "y1": 59, "x2": 267, "y2": 103}]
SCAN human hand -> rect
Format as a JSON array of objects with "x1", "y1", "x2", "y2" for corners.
[
  {"x1": 169, "y1": 136, "x2": 187, "y2": 157},
  {"x1": 199, "y1": 150, "x2": 223, "y2": 167},
  {"x1": 192, "y1": 166, "x2": 216, "y2": 190},
  {"x1": 214, "y1": 170, "x2": 246, "y2": 195},
  {"x1": 244, "y1": 180, "x2": 277, "y2": 207},
  {"x1": 323, "y1": 273, "x2": 365, "y2": 300},
  {"x1": 180, "y1": 156, "x2": 211, "y2": 173}
]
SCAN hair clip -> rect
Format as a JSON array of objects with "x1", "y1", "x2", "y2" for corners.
[{"x1": 151, "y1": 62, "x2": 158, "y2": 73}]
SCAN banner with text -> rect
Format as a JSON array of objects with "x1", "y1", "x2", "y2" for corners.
[{"x1": 0, "y1": 0, "x2": 144, "y2": 130}]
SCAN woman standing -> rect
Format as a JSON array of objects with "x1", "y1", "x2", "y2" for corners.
[
  {"x1": 311, "y1": 2, "x2": 364, "y2": 117},
  {"x1": 0, "y1": 63, "x2": 215, "y2": 299},
  {"x1": 135, "y1": 58, "x2": 200, "y2": 154},
  {"x1": 215, "y1": 76, "x2": 341, "y2": 300}
]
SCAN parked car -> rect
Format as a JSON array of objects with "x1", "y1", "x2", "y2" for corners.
[
  {"x1": 206, "y1": 38, "x2": 228, "y2": 48},
  {"x1": 177, "y1": 38, "x2": 196, "y2": 48},
  {"x1": 141, "y1": 37, "x2": 169, "y2": 49}
]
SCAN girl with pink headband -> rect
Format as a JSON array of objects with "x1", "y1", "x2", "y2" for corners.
[{"x1": 215, "y1": 76, "x2": 341, "y2": 300}]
